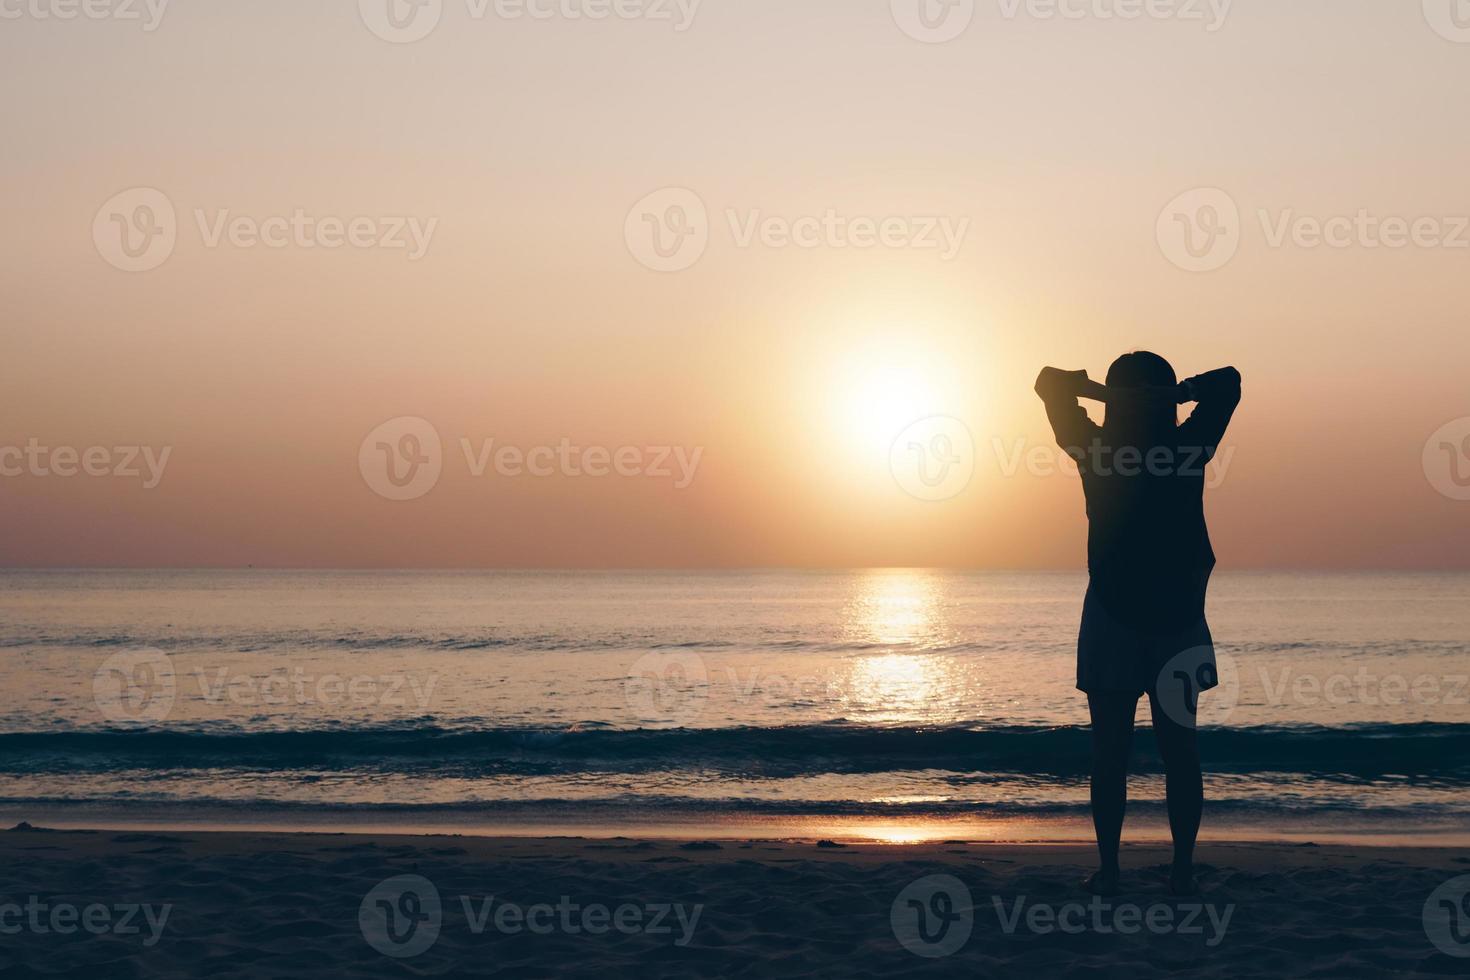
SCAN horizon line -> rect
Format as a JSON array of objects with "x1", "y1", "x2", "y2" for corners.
[{"x1": 2, "y1": 566, "x2": 1467, "y2": 574}]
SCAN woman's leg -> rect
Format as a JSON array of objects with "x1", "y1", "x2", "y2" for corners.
[
  {"x1": 1086, "y1": 692, "x2": 1139, "y2": 891},
  {"x1": 1147, "y1": 691, "x2": 1203, "y2": 893}
]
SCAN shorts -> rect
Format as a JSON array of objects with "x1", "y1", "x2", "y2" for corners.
[{"x1": 1076, "y1": 585, "x2": 1215, "y2": 696}]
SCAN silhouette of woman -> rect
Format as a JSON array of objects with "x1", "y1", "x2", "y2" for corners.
[{"x1": 1035, "y1": 353, "x2": 1241, "y2": 896}]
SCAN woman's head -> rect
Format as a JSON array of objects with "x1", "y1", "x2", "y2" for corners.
[
  {"x1": 1106, "y1": 350, "x2": 1176, "y2": 390},
  {"x1": 1104, "y1": 350, "x2": 1178, "y2": 438}
]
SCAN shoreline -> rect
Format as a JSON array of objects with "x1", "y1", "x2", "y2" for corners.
[
  {"x1": 5, "y1": 807, "x2": 1469, "y2": 849},
  {"x1": 9, "y1": 823, "x2": 1470, "y2": 859},
  {"x1": 9, "y1": 821, "x2": 1470, "y2": 850}
]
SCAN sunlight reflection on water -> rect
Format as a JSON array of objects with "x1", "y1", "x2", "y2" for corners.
[{"x1": 840, "y1": 570, "x2": 970, "y2": 725}]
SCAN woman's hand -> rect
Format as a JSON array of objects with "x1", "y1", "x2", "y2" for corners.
[
  {"x1": 1099, "y1": 384, "x2": 1179, "y2": 407},
  {"x1": 1035, "y1": 367, "x2": 1100, "y2": 400}
]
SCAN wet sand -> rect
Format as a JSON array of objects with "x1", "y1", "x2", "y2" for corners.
[{"x1": 2, "y1": 826, "x2": 1467, "y2": 977}]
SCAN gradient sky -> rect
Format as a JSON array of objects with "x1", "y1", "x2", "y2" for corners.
[{"x1": 2, "y1": 0, "x2": 1468, "y2": 568}]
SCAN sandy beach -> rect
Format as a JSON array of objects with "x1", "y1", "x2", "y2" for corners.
[
  {"x1": 8, "y1": 0, "x2": 1470, "y2": 976},
  {"x1": 1, "y1": 825, "x2": 1465, "y2": 978}
]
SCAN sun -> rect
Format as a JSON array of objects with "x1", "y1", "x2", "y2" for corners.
[{"x1": 831, "y1": 345, "x2": 953, "y2": 457}]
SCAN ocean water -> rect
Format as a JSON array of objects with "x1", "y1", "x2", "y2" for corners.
[{"x1": 1, "y1": 569, "x2": 1467, "y2": 841}]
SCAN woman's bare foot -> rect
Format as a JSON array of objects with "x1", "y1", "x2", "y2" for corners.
[
  {"x1": 1167, "y1": 865, "x2": 1198, "y2": 896},
  {"x1": 1084, "y1": 868, "x2": 1121, "y2": 895}
]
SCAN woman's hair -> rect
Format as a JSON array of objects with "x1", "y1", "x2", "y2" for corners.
[
  {"x1": 1105, "y1": 350, "x2": 1176, "y2": 389},
  {"x1": 1104, "y1": 350, "x2": 1178, "y2": 437}
]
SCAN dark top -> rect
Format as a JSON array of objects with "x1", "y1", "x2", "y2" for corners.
[{"x1": 1038, "y1": 367, "x2": 1241, "y2": 635}]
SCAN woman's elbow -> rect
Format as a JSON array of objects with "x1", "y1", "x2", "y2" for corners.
[
  {"x1": 1033, "y1": 367, "x2": 1062, "y2": 398},
  {"x1": 1217, "y1": 366, "x2": 1243, "y2": 404},
  {"x1": 1206, "y1": 366, "x2": 1242, "y2": 396},
  {"x1": 1223, "y1": 366, "x2": 1242, "y2": 397}
]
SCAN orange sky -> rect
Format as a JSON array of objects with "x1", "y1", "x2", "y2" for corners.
[{"x1": 2, "y1": 2, "x2": 1468, "y2": 568}]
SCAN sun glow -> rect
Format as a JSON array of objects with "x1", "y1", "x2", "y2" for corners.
[
  {"x1": 864, "y1": 824, "x2": 944, "y2": 844},
  {"x1": 842, "y1": 363, "x2": 931, "y2": 453},
  {"x1": 829, "y1": 342, "x2": 960, "y2": 458}
]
